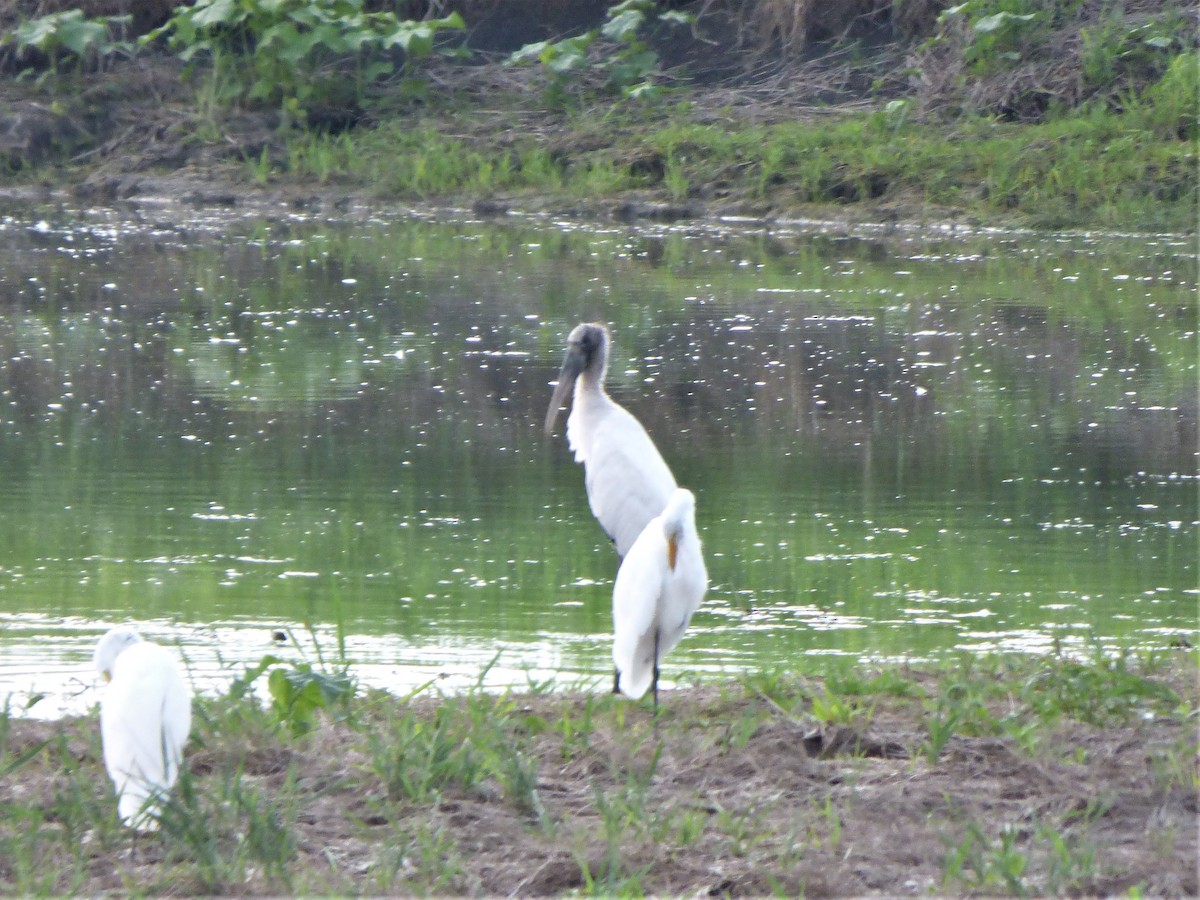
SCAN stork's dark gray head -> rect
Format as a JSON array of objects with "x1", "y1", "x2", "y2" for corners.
[{"x1": 544, "y1": 322, "x2": 611, "y2": 435}]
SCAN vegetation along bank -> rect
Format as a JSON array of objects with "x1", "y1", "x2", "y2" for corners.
[
  {"x1": 2, "y1": 649, "x2": 1197, "y2": 894},
  {"x1": 0, "y1": 0, "x2": 1196, "y2": 230}
]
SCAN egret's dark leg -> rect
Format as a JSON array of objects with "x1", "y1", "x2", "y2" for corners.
[
  {"x1": 652, "y1": 630, "x2": 661, "y2": 710},
  {"x1": 612, "y1": 668, "x2": 621, "y2": 694}
]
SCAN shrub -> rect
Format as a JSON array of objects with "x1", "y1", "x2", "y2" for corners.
[{"x1": 143, "y1": 0, "x2": 464, "y2": 123}]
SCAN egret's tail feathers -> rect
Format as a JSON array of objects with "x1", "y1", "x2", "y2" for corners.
[
  {"x1": 615, "y1": 664, "x2": 653, "y2": 700},
  {"x1": 118, "y1": 787, "x2": 164, "y2": 831}
]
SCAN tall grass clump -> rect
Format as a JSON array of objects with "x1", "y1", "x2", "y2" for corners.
[{"x1": 1136, "y1": 51, "x2": 1199, "y2": 142}]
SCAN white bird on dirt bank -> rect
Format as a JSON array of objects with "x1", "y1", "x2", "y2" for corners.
[
  {"x1": 94, "y1": 626, "x2": 192, "y2": 830},
  {"x1": 544, "y1": 322, "x2": 677, "y2": 558},
  {"x1": 612, "y1": 487, "x2": 707, "y2": 706}
]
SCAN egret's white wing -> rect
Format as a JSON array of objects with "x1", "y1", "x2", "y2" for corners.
[
  {"x1": 611, "y1": 520, "x2": 669, "y2": 700},
  {"x1": 101, "y1": 642, "x2": 191, "y2": 827},
  {"x1": 656, "y1": 537, "x2": 708, "y2": 658},
  {"x1": 570, "y1": 400, "x2": 676, "y2": 557}
]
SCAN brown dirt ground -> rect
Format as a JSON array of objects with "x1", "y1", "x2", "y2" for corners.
[{"x1": 3, "y1": 661, "x2": 1197, "y2": 896}]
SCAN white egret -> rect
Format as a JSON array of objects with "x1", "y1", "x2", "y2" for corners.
[
  {"x1": 545, "y1": 322, "x2": 677, "y2": 558},
  {"x1": 93, "y1": 627, "x2": 192, "y2": 830},
  {"x1": 612, "y1": 487, "x2": 707, "y2": 706}
]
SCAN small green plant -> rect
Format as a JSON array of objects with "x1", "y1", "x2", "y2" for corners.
[
  {"x1": 509, "y1": 0, "x2": 695, "y2": 101},
  {"x1": 247, "y1": 145, "x2": 273, "y2": 185},
  {"x1": 674, "y1": 807, "x2": 707, "y2": 846},
  {"x1": 923, "y1": 699, "x2": 962, "y2": 763},
  {"x1": 557, "y1": 696, "x2": 597, "y2": 760},
  {"x1": 265, "y1": 664, "x2": 354, "y2": 735},
  {"x1": 227, "y1": 629, "x2": 356, "y2": 736},
  {"x1": 932, "y1": 1, "x2": 1044, "y2": 73},
  {"x1": 1037, "y1": 823, "x2": 1097, "y2": 894},
  {"x1": 663, "y1": 152, "x2": 690, "y2": 201},
  {"x1": 809, "y1": 687, "x2": 862, "y2": 726},
  {"x1": 943, "y1": 822, "x2": 1031, "y2": 896},
  {"x1": 808, "y1": 795, "x2": 844, "y2": 849}
]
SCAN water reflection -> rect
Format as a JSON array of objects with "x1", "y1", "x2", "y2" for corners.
[{"x1": 0, "y1": 209, "x2": 1195, "y2": 717}]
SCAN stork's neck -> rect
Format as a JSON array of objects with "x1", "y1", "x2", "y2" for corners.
[
  {"x1": 577, "y1": 345, "x2": 609, "y2": 397},
  {"x1": 576, "y1": 366, "x2": 606, "y2": 397}
]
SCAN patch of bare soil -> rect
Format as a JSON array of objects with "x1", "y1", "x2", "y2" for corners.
[{"x1": 3, "y1": 661, "x2": 1196, "y2": 896}]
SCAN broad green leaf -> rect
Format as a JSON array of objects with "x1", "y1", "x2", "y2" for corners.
[
  {"x1": 228, "y1": 654, "x2": 284, "y2": 699},
  {"x1": 507, "y1": 40, "x2": 548, "y2": 64},
  {"x1": 191, "y1": 0, "x2": 242, "y2": 30},
  {"x1": 547, "y1": 45, "x2": 587, "y2": 74},
  {"x1": 625, "y1": 81, "x2": 662, "y2": 101},
  {"x1": 1143, "y1": 36, "x2": 1173, "y2": 49},
  {"x1": 660, "y1": 11, "x2": 696, "y2": 26},
  {"x1": 15, "y1": 14, "x2": 65, "y2": 51},
  {"x1": 258, "y1": 20, "x2": 295, "y2": 50},
  {"x1": 434, "y1": 11, "x2": 465, "y2": 31},
  {"x1": 364, "y1": 59, "x2": 393, "y2": 81},
  {"x1": 57, "y1": 18, "x2": 108, "y2": 56},
  {"x1": 609, "y1": 0, "x2": 653, "y2": 13},
  {"x1": 601, "y1": 9, "x2": 645, "y2": 43},
  {"x1": 404, "y1": 27, "x2": 434, "y2": 58},
  {"x1": 310, "y1": 22, "x2": 353, "y2": 55},
  {"x1": 973, "y1": 12, "x2": 1036, "y2": 34},
  {"x1": 381, "y1": 23, "x2": 431, "y2": 56}
]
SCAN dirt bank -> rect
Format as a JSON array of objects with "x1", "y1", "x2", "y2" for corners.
[
  {"x1": 0, "y1": 0, "x2": 1194, "y2": 229},
  {"x1": 2, "y1": 654, "x2": 1196, "y2": 895}
]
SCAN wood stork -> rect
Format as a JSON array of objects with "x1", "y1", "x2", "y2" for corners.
[
  {"x1": 612, "y1": 487, "x2": 708, "y2": 706},
  {"x1": 544, "y1": 322, "x2": 677, "y2": 558},
  {"x1": 94, "y1": 627, "x2": 192, "y2": 830}
]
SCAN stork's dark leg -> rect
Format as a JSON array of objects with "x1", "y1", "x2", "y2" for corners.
[{"x1": 612, "y1": 668, "x2": 621, "y2": 694}]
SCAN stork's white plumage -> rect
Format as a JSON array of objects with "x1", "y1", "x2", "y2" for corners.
[
  {"x1": 611, "y1": 487, "x2": 707, "y2": 705},
  {"x1": 94, "y1": 627, "x2": 192, "y2": 830},
  {"x1": 545, "y1": 322, "x2": 677, "y2": 557}
]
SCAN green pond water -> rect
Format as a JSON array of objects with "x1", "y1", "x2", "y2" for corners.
[{"x1": 0, "y1": 207, "x2": 1195, "y2": 717}]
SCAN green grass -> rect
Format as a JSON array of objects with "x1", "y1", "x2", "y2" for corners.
[
  {"x1": 0, "y1": 649, "x2": 1195, "y2": 895},
  {"x1": 239, "y1": 53, "x2": 1197, "y2": 232}
]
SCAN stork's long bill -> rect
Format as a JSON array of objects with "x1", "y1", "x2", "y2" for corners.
[{"x1": 544, "y1": 344, "x2": 586, "y2": 435}]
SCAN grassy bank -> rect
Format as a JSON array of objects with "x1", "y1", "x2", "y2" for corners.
[
  {"x1": 275, "y1": 83, "x2": 1196, "y2": 231},
  {"x1": 0, "y1": 1, "x2": 1195, "y2": 231},
  {"x1": 2, "y1": 649, "x2": 1196, "y2": 895}
]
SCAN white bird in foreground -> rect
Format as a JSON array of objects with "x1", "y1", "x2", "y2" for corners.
[
  {"x1": 612, "y1": 487, "x2": 708, "y2": 705},
  {"x1": 93, "y1": 627, "x2": 192, "y2": 830},
  {"x1": 545, "y1": 322, "x2": 677, "y2": 558}
]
